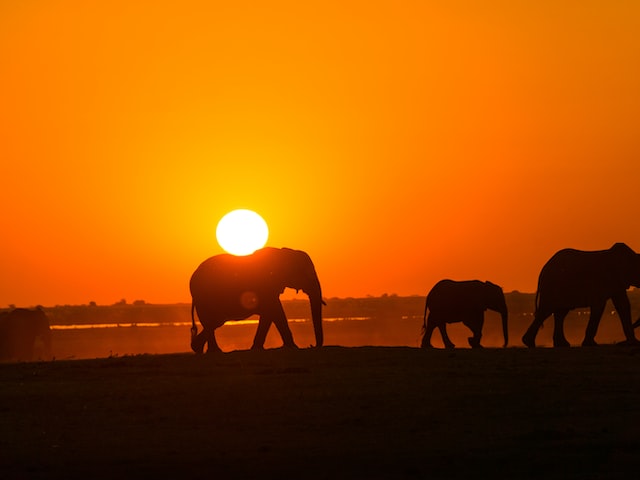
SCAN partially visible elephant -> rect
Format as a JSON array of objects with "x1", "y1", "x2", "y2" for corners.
[
  {"x1": 420, "y1": 279, "x2": 508, "y2": 349},
  {"x1": 0, "y1": 307, "x2": 52, "y2": 361},
  {"x1": 190, "y1": 247, "x2": 324, "y2": 353},
  {"x1": 522, "y1": 243, "x2": 640, "y2": 348}
]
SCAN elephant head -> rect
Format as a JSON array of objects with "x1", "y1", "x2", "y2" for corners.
[
  {"x1": 485, "y1": 281, "x2": 508, "y2": 348},
  {"x1": 257, "y1": 247, "x2": 324, "y2": 347},
  {"x1": 610, "y1": 243, "x2": 640, "y2": 289}
]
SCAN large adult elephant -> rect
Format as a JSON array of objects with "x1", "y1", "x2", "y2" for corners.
[
  {"x1": 190, "y1": 247, "x2": 324, "y2": 353},
  {"x1": 420, "y1": 279, "x2": 508, "y2": 349},
  {"x1": 522, "y1": 243, "x2": 640, "y2": 348},
  {"x1": 0, "y1": 307, "x2": 52, "y2": 361}
]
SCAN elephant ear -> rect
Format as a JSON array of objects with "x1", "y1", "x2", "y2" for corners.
[{"x1": 284, "y1": 249, "x2": 323, "y2": 297}]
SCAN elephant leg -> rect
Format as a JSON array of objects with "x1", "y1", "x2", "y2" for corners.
[
  {"x1": 251, "y1": 316, "x2": 273, "y2": 350},
  {"x1": 252, "y1": 302, "x2": 297, "y2": 349},
  {"x1": 438, "y1": 323, "x2": 455, "y2": 349},
  {"x1": 464, "y1": 312, "x2": 484, "y2": 349},
  {"x1": 204, "y1": 329, "x2": 221, "y2": 354},
  {"x1": 552, "y1": 309, "x2": 570, "y2": 347},
  {"x1": 582, "y1": 302, "x2": 605, "y2": 347},
  {"x1": 611, "y1": 293, "x2": 640, "y2": 345},
  {"x1": 192, "y1": 307, "x2": 223, "y2": 354},
  {"x1": 191, "y1": 330, "x2": 207, "y2": 354},
  {"x1": 421, "y1": 313, "x2": 438, "y2": 348},
  {"x1": 522, "y1": 308, "x2": 550, "y2": 348},
  {"x1": 270, "y1": 302, "x2": 297, "y2": 348}
]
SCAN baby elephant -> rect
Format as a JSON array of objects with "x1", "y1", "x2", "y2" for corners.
[{"x1": 421, "y1": 279, "x2": 508, "y2": 349}]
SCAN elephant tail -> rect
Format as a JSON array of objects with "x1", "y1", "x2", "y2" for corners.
[
  {"x1": 422, "y1": 300, "x2": 429, "y2": 334},
  {"x1": 534, "y1": 281, "x2": 541, "y2": 315},
  {"x1": 190, "y1": 302, "x2": 198, "y2": 340}
]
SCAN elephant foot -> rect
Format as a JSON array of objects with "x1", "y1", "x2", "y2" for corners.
[
  {"x1": 553, "y1": 338, "x2": 571, "y2": 348},
  {"x1": 191, "y1": 345, "x2": 204, "y2": 355},
  {"x1": 522, "y1": 333, "x2": 536, "y2": 348},
  {"x1": 617, "y1": 338, "x2": 640, "y2": 346},
  {"x1": 468, "y1": 337, "x2": 483, "y2": 349},
  {"x1": 191, "y1": 337, "x2": 206, "y2": 355},
  {"x1": 444, "y1": 343, "x2": 456, "y2": 350},
  {"x1": 420, "y1": 335, "x2": 434, "y2": 348},
  {"x1": 582, "y1": 339, "x2": 598, "y2": 347},
  {"x1": 282, "y1": 343, "x2": 299, "y2": 350}
]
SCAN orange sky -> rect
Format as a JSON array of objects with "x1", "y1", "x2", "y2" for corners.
[{"x1": 2, "y1": 1, "x2": 640, "y2": 307}]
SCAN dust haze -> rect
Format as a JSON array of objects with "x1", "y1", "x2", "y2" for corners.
[{"x1": 24, "y1": 291, "x2": 640, "y2": 360}]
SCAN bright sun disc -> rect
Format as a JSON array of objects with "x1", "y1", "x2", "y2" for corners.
[{"x1": 216, "y1": 209, "x2": 269, "y2": 256}]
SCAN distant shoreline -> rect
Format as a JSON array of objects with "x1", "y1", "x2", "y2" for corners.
[{"x1": 6, "y1": 290, "x2": 640, "y2": 327}]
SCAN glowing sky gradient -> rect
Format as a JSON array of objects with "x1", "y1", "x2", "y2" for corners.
[{"x1": 2, "y1": 1, "x2": 640, "y2": 306}]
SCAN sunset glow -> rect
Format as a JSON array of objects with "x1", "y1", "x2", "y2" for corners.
[
  {"x1": 1, "y1": 1, "x2": 640, "y2": 306},
  {"x1": 216, "y1": 210, "x2": 269, "y2": 256}
]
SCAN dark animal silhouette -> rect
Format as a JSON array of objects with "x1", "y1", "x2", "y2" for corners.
[
  {"x1": 190, "y1": 247, "x2": 324, "y2": 353},
  {"x1": 0, "y1": 307, "x2": 52, "y2": 361},
  {"x1": 522, "y1": 243, "x2": 640, "y2": 348},
  {"x1": 421, "y1": 279, "x2": 508, "y2": 349}
]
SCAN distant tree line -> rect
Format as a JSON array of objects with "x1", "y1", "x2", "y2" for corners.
[{"x1": 3, "y1": 290, "x2": 639, "y2": 327}]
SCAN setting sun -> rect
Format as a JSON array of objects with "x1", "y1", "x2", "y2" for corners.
[{"x1": 216, "y1": 209, "x2": 269, "y2": 256}]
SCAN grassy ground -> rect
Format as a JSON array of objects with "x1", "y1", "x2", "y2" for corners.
[{"x1": 2, "y1": 346, "x2": 640, "y2": 479}]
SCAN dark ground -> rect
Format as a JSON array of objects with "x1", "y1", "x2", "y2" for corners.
[{"x1": 2, "y1": 346, "x2": 640, "y2": 479}]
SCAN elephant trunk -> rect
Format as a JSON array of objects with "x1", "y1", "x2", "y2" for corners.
[
  {"x1": 311, "y1": 296, "x2": 324, "y2": 347},
  {"x1": 305, "y1": 282, "x2": 324, "y2": 348},
  {"x1": 500, "y1": 307, "x2": 509, "y2": 348}
]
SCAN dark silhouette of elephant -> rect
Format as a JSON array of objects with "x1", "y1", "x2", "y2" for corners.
[
  {"x1": 420, "y1": 279, "x2": 508, "y2": 349},
  {"x1": 189, "y1": 247, "x2": 324, "y2": 353},
  {"x1": 522, "y1": 243, "x2": 640, "y2": 348},
  {"x1": 0, "y1": 307, "x2": 52, "y2": 361}
]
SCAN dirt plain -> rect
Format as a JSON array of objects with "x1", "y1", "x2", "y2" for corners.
[{"x1": 2, "y1": 340, "x2": 640, "y2": 479}]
